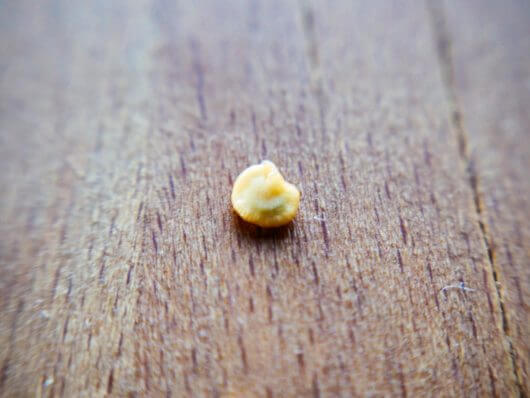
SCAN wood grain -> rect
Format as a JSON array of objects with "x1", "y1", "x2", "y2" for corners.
[
  {"x1": 0, "y1": 0, "x2": 524, "y2": 396},
  {"x1": 432, "y1": 0, "x2": 530, "y2": 394}
]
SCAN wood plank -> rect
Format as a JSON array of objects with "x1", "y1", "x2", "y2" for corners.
[
  {"x1": 0, "y1": 0, "x2": 518, "y2": 396},
  {"x1": 433, "y1": 0, "x2": 530, "y2": 394}
]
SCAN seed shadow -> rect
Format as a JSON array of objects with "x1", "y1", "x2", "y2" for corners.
[
  {"x1": 230, "y1": 209, "x2": 302, "y2": 278},
  {"x1": 232, "y1": 211, "x2": 294, "y2": 242}
]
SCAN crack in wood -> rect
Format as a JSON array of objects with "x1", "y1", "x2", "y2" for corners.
[{"x1": 426, "y1": 1, "x2": 524, "y2": 395}]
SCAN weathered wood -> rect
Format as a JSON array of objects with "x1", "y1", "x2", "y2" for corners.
[
  {"x1": 0, "y1": 0, "x2": 524, "y2": 396},
  {"x1": 433, "y1": 0, "x2": 530, "y2": 394}
]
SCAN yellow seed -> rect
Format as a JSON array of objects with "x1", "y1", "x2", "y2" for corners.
[{"x1": 231, "y1": 160, "x2": 301, "y2": 228}]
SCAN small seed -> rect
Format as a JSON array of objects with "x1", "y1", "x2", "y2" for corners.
[{"x1": 231, "y1": 160, "x2": 300, "y2": 227}]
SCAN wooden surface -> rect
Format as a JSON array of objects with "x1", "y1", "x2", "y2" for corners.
[
  {"x1": 440, "y1": 0, "x2": 530, "y2": 391},
  {"x1": 0, "y1": 0, "x2": 528, "y2": 397}
]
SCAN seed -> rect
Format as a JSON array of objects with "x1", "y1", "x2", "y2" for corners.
[{"x1": 231, "y1": 160, "x2": 300, "y2": 227}]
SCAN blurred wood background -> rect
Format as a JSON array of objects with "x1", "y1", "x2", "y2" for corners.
[{"x1": 0, "y1": 0, "x2": 528, "y2": 396}]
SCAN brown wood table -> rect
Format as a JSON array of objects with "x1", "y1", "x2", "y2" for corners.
[{"x1": 1, "y1": 0, "x2": 528, "y2": 396}]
